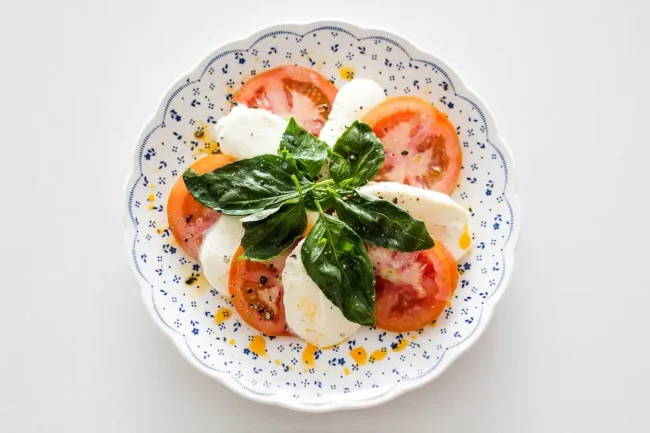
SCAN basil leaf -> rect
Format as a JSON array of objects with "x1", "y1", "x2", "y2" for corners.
[
  {"x1": 301, "y1": 213, "x2": 375, "y2": 326},
  {"x1": 183, "y1": 155, "x2": 312, "y2": 215},
  {"x1": 279, "y1": 118, "x2": 329, "y2": 178},
  {"x1": 333, "y1": 192, "x2": 434, "y2": 252},
  {"x1": 239, "y1": 206, "x2": 282, "y2": 223},
  {"x1": 304, "y1": 186, "x2": 336, "y2": 212},
  {"x1": 329, "y1": 121, "x2": 385, "y2": 187},
  {"x1": 240, "y1": 200, "x2": 307, "y2": 261}
]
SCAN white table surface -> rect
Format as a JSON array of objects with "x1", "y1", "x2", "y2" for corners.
[{"x1": 2, "y1": 0, "x2": 649, "y2": 431}]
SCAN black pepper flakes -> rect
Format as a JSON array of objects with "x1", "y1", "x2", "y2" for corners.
[
  {"x1": 259, "y1": 275, "x2": 268, "y2": 284},
  {"x1": 194, "y1": 129, "x2": 204, "y2": 138},
  {"x1": 290, "y1": 254, "x2": 297, "y2": 259},
  {"x1": 401, "y1": 150, "x2": 409, "y2": 155},
  {"x1": 392, "y1": 198, "x2": 398, "y2": 204}
]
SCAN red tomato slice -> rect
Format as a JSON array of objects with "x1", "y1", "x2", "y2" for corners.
[
  {"x1": 368, "y1": 243, "x2": 453, "y2": 332},
  {"x1": 362, "y1": 96, "x2": 462, "y2": 194},
  {"x1": 166, "y1": 154, "x2": 237, "y2": 260},
  {"x1": 229, "y1": 245, "x2": 292, "y2": 336},
  {"x1": 234, "y1": 66, "x2": 337, "y2": 136}
]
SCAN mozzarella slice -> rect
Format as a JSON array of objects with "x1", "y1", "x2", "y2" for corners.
[
  {"x1": 214, "y1": 106, "x2": 287, "y2": 158},
  {"x1": 358, "y1": 182, "x2": 472, "y2": 259},
  {"x1": 319, "y1": 79, "x2": 385, "y2": 147},
  {"x1": 282, "y1": 240, "x2": 360, "y2": 348},
  {"x1": 198, "y1": 215, "x2": 245, "y2": 296}
]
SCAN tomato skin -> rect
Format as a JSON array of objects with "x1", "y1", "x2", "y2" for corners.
[
  {"x1": 234, "y1": 66, "x2": 338, "y2": 136},
  {"x1": 370, "y1": 243, "x2": 453, "y2": 332},
  {"x1": 362, "y1": 96, "x2": 462, "y2": 195},
  {"x1": 166, "y1": 154, "x2": 237, "y2": 260},
  {"x1": 229, "y1": 246, "x2": 292, "y2": 336}
]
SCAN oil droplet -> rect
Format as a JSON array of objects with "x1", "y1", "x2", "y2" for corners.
[
  {"x1": 229, "y1": 339, "x2": 236, "y2": 346},
  {"x1": 302, "y1": 344, "x2": 318, "y2": 368},
  {"x1": 392, "y1": 339, "x2": 409, "y2": 352},
  {"x1": 188, "y1": 273, "x2": 210, "y2": 298},
  {"x1": 339, "y1": 65, "x2": 355, "y2": 81},
  {"x1": 349, "y1": 347, "x2": 368, "y2": 365},
  {"x1": 249, "y1": 335, "x2": 266, "y2": 357},
  {"x1": 194, "y1": 121, "x2": 221, "y2": 156},
  {"x1": 147, "y1": 193, "x2": 155, "y2": 202},
  {"x1": 410, "y1": 335, "x2": 417, "y2": 341},
  {"x1": 214, "y1": 308, "x2": 232, "y2": 324},
  {"x1": 147, "y1": 204, "x2": 154, "y2": 210},
  {"x1": 343, "y1": 367, "x2": 350, "y2": 375},
  {"x1": 274, "y1": 359, "x2": 281, "y2": 365},
  {"x1": 459, "y1": 223, "x2": 471, "y2": 250},
  {"x1": 369, "y1": 348, "x2": 388, "y2": 363}
]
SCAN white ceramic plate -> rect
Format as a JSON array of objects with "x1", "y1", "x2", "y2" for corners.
[{"x1": 124, "y1": 21, "x2": 520, "y2": 412}]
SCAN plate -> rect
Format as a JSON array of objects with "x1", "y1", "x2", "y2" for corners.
[{"x1": 124, "y1": 21, "x2": 520, "y2": 412}]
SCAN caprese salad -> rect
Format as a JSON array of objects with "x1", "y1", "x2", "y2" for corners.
[{"x1": 167, "y1": 66, "x2": 471, "y2": 348}]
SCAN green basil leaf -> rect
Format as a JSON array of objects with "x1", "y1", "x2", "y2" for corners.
[
  {"x1": 303, "y1": 186, "x2": 336, "y2": 212},
  {"x1": 333, "y1": 192, "x2": 434, "y2": 252},
  {"x1": 239, "y1": 206, "x2": 282, "y2": 223},
  {"x1": 240, "y1": 199, "x2": 307, "y2": 261},
  {"x1": 279, "y1": 118, "x2": 329, "y2": 178},
  {"x1": 327, "y1": 150, "x2": 350, "y2": 184},
  {"x1": 183, "y1": 155, "x2": 312, "y2": 215},
  {"x1": 329, "y1": 121, "x2": 385, "y2": 187},
  {"x1": 301, "y1": 213, "x2": 375, "y2": 326}
]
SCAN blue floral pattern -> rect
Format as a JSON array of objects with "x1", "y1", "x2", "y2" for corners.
[{"x1": 124, "y1": 22, "x2": 520, "y2": 411}]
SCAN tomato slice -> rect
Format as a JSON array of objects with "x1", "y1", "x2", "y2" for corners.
[
  {"x1": 362, "y1": 96, "x2": 462, "y2": 194},
  {"x1": 166, "y1": 154, "x2": 237, "y2": 259},
  {"x1": 234, "y1": 66, "x2": 337, "y2": 136},
  {"x1": 229, "y1": 245, "x2": 292, "y2": 336},
  {"x1": 369, "y1": 243, "x2": 453, "y2": 332}
]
